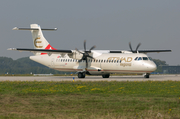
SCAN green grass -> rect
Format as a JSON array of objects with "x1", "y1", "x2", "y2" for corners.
[{"x1": 0, "y1": 81, "x2": 180, "y2": 119}]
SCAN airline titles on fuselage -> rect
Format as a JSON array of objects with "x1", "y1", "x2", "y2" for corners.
[{"x1": 56, "y1": 55, "x2": 133, "y2": 67}]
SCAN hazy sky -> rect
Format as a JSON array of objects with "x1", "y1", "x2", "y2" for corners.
[{"x1": 0, "y1": 0, "x2": 180, "y2": 65}]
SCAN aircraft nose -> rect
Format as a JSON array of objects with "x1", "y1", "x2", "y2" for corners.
[
  {"x1": 151, "y1": 63, "x2": 157, "y2": 71},
  {"x1": 144, "y1": 62, "x2": 157, "y2": 71},
  {"x1": 148, "y1": 62, "x2": 157, "y2": 71}
]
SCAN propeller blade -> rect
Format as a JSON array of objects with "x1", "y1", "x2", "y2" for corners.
[
  {"x1": 78, "y1": 59, "x2": 83, "y2": 62},
  {"x1": 129, "y1": 42, "x2": 133, "y2": 52},
  {"x1": 135, "y1": 43, "x2": 141, "y2": 52},
  {"x1": 76, "y1": 40, "x2": 96, "y2": 69},
  {"x1": 85, "y1": 58, "x2": 88, "y2": 68},
  {"x1": 84, "y1": 40, "x2": 86, "y2": 51},
  {"x1": 75, "y1": 48, "x2": 83, "y2": 54},
  {"x1": 87, "y1": 55, "x2": 94, "y2": 59},
  {"x1": 89, "y1": 45, "x2": 96, "y2": 51}
]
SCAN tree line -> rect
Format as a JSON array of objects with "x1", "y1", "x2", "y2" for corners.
[{"x1": 0, "y1": 57, "x2": 63, "y2": 75}]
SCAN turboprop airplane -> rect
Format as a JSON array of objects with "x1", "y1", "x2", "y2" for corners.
[{"x1": 8, "y1": 24, "x2": 171, "y2": 78}]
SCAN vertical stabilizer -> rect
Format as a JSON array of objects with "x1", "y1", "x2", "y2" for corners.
[
  {"x1": 12, "y1": 24, "x2": 57, "y2": 55},
  {"x1": 31, "y1": 24, "x2": 49, "y2": 49},
  {"x1": 30, "y1": 24, "x2": 56, "y2": 55}
]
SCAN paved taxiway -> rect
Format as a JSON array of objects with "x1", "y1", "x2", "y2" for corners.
[{"x1": 0, "y1": 75, "x2": 179, "y2": 81}]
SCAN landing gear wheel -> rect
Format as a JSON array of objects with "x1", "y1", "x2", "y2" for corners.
[
  {"x1": 78, "y1": 72, "x2": 85, "y2": 78},
  {"x1": 102, "y1": 74, "x2": 110, "y2": 78},
  {"x1": 144, "y1": 73, "x2": 150, "y2": 78}
]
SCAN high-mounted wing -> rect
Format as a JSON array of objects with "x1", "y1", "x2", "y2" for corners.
[
  {"x1": 8, "y1": 48, "x2": 72, "y2": 53},
  {"x1": 138, "y1": 50, "x2": 172, "y2": 53},
  {"x1": 109, "y1": 50, "x2": 171, "y2": 53},
  {"x1": 109, "y1": 42, "x2": 172, "y2": 53}
]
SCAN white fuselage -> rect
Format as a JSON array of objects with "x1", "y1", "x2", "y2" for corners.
[{"x1": 30, "y1": 53, "x2": 157, "y2": 75}]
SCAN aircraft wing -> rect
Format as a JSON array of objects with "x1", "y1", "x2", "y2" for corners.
[
  {"x1": 8, "y1": 48, "x2": 171, "y2": 54},
  {"x1": 137, "y1": 50, "x2": 172, "y2": 53},
  {"x1": 109, "y1": 50, "x2": 172, "y2": 53},
  {"x1": 7, "y1": 48, "x2": 72, "y2": 53}
]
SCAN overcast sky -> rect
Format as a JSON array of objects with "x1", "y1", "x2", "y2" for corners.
[{"x1": 0, "y1": 0, "x2": 180, "y2": 65}]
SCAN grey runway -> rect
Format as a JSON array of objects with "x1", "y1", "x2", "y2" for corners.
[{"x1": 0, "y1": 75, "x2": 179, "y2": 81}]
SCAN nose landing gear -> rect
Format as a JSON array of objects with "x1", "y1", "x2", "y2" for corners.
[{"x1": 144, "y1": 73, "x2": 150, "y2": 78}]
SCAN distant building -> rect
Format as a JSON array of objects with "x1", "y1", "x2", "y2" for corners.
[{"x1": 162, "y1": 66, "x2": 180, "y2": 74}]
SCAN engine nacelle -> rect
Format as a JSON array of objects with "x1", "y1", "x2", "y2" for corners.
[{"x1": 67, "y1": 51, "x2": 83, "y2": 60}]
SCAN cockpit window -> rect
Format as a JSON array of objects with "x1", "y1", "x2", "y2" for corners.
[
  {"x1": 143, "y1": 57, "x2": 148, "y2": 60},
  {"x1": 148, "y1": 57, "x2": 152, "y2": 61},
  {"x1": 134, "y1": 57, "x2": 138, "y2": 60},
  {"x1": 138, "y1": 57, "x2": 142, "y2": 60}
]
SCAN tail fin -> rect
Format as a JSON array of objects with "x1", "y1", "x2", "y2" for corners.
[
  {"x1": 30, "y1": 24, "x2": 56, "y2": 50},
  {"x1": 13, "y1": 24, "x2": 57, "y2": 55}
]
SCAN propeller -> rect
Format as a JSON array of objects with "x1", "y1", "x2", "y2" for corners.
[
  {"x1": 75, "y1": 40, "x2": 96, "y2": 69},
  {"x1": 129, "y1": 42, "x2": 141, "y2": 53}
]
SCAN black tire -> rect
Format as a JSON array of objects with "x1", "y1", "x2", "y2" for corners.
[
  {"x1": 78, "y1": 72, "x2": 85, "y2": 78},
  {"x1": 144, "y1": 75, "x2": 149, "y2": 78},
  {"x1": 102, "y1": 74, "x2": 110, "y2": 78}
]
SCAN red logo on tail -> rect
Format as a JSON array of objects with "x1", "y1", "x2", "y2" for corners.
[{"x1": 41, "y1": 44, "x2": 56, "y2": 55}]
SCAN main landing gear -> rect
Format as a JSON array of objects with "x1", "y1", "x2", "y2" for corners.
[
  {"x1": 102, "y1": 74, "x2": 110, "y2": 78},
  {"x1": 144, "y1": 73, "x2": 150, "y2": 78},
  {"x1": 78, "y1": 72, "x2": 85, "y2": 78}
]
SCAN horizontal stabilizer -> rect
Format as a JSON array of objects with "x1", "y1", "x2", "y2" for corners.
[{"x1": 12, "y1": 27, "x2": 57, "y2": 31}]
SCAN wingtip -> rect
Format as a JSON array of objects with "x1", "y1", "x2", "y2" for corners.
[
  {"x1": 7, "y1": 48, "x2": 17, "y2": 50},
  {"x1": 12, "y1": 27, "x2": 18, "y2": 30}
]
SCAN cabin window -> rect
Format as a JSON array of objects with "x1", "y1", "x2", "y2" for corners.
[
  {"x1": 101, "y1": 60, "x2": 103, "y2": 62},
  {"x1": 143, "y1": 57, "x2": 148, "y2": 60},
  {"x1": 114, "y1": 60, "x2": 116, "y2": 63},
  {"x1": 138, "y1": 57, "x2": 142, "y2": 61},
  {"x1": 134, "y1": 57, "x2": 138, "y2": 60},
  {"x1": 109, "y1": 60, "x2": 111, "y2": 62}
]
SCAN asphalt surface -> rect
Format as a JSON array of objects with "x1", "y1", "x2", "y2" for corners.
[{"x1": 0, "y1": 75, "x2": 179, "y2": 81}]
